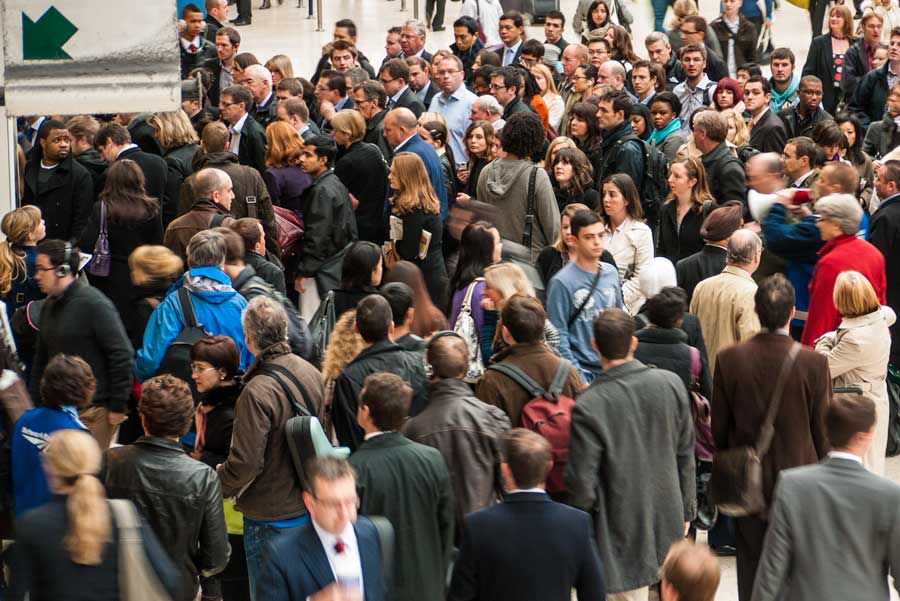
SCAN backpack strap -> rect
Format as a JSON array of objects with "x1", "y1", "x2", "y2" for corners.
[
  {"x1": 547, "y1": 359, "x2": 572, "y2": 400},
  {"x1": 245, "y1": 195, "x2": 258, "y2": 219},
  {"x1": 209, "y1": 213, "x2": 227, "y2": 228},
  {"x1": 255, "y1": 363, "x2": 316, "y2": 417},
  {"x1": 460, "y1": 278, "x2": 483, "y2": 313},
  {"x1": 521, "y1": 166, "x2": 539, "y2": 249},
  {"x1": 177, "y1": 287, "x2": 200, "y2": 329},
  {"x1": 689, "y1": 346, "x2": 701, "y2": 384},
  {"x1": 487, "y1": 363, "x2": 548, "y2": 399}
]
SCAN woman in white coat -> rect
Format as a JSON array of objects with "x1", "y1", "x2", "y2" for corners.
[
  {"x1": 815, "y1": 270, "x2": 896, "y2": 475},
  {"x1": 599, "y1": 173, "x2": 653, "y2": 315}
]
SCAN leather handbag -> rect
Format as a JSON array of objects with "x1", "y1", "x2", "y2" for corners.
[
  {"x1": 109, "y1": 499, "x2": 174, "y2": 601},
  {"x1": 709, "y1": 343, "x2": 800, "y2": 517},
  {"x1": 87, "y1": 202, "x2": 111, "y2": 277}
]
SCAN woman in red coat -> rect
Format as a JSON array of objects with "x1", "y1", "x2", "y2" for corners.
[{"x1": 802, "y1": 194, "x2": 886, "y2": 346}]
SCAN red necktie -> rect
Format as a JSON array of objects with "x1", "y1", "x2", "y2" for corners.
[
  {"x1": 334, "y1": 538, "x2": 346, "y2": 554},
  {"x1": 189, "y1": 43, "x2": 198, "y2": 53}
]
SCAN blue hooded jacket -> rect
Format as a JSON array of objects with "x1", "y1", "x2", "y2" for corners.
[{"x1": 135, "y1": 266, "x2": 252, "y2": 382}]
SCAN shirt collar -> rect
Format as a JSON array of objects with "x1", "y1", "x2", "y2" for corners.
[
  {"x1": 391, "y1": 85, "x2": 409, "y2": 104},
  {"x1": 828, "y1": 450, "x2": 863, "y2": 464},
  {"x1": 509, "y1": 488, "x2": 546, "y2": 494},
  {"x1": 792, "y1": 170, "x2": 815, "y2": 187},
  {"x1": 394, "y1": 133, "x2": 416, "y2": 150},
  {"x1": 312, "y1": 520, "x2": 357, "y2": 551},
  {"x1": 363, "y1": 430, "x2": 396, "y2": 440},
  {"x1": 115, "y1": 143, "x2": 139, "y2": 158},
  {"x1": 257, "y1": 91, "x2": 273, "y2": 109},
  {"x1": 231, "y1": 112, "x2": 249, "y2": 134},
  {"x1": 505, "y1": 39, "x2": 523, "y2": 53},
  {"x1": 335, "y1": 96, "x2": 350, "y2": 111},
  {"x1": 180, "y1": 35, "x2": 202, "y2": 51}
]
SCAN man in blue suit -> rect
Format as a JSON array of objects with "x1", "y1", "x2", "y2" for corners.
[
  {"x1": 448, "y1": 429, "x2": 606, "y2": 601},
  {"x1": 382, "y1": 107, "x2": 449, "y2": 219},
  {"x1": 256, "y1": 457, "x2": 388, "y2": 601}
]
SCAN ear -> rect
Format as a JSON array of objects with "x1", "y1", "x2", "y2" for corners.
[{"x1": 629, "y1": 336, "x2": 638, "y2": 353}]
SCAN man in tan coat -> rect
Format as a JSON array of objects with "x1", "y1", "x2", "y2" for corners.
[{"x1": 690, "y1": 229, "x2": 762, "y2": 372}]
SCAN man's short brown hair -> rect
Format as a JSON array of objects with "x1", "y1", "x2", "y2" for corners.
[
  {"x1": 40, "y1": 354, "x2": 96, "y2": 410},
  {"x1": 501, "y1": 295, "x2": 547, "y2": 344},
  {"x1": 229, "y1": 217, "x2": 263, "y2": 254},
  {"x1": 504, "y1": 429, "x2": 552, "y2": 488},
  {"x1": 660, "y1": 541, "x2": 721, "y2": 601},
  {"x1": 305, "y1": 456, "x2": 357, "y2": 495},
  {"x1": 65, "y1": 116, "x2": 100, "y2": 145},
  {"x1": 827, "y1": 393, "x2": 876, "y2": 448},
  {"x1": 201, "y1": 121, "x2": 230, "y2": 153},
  {"x1": 593, "y1": 308, "x2": 635, "y2": 360},
  {"x1": 139, "y1": 375, "x2": 195, "y2": 438},
  {"x1": 360, "y1": 372, "x2": 411, "y2": 431}
]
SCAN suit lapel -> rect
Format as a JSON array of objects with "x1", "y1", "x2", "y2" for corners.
[
  {"x1": 297, "y1": 523, "x2": 336, "y2": 591},
  {"x1": 356, "y1": 521, "x2": 382, "y2": 601}
]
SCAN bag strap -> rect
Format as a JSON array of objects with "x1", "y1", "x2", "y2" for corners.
[
  {"x1": 488, "y1": 363, "x2": 548, "y2": 399},
  {"x1": 99, "y1": 201, "x2": 108, "y2": 236},
  {"x1": 176, "y1": 287, "x2": 200, "y2": 329},
  {"x1": 567, "y1": 267, "x2": 603, "y2": 328},
  {"x1": 367, "y1": 516, "x2": 395, "y2": 585},
  {"x1": 755, "y1": 343, "x2": 800, "y2": 457},
  {"x1": 521, "y1": 166, "x2": 539, "y2": 249},
  {"x1": 460, "y1": 278, "x2": 483, "y2": 312},
  {"x1": 246, "y1": 196, "x2": 258, "y2": 219},
  {"x1": 547, "y1": 359, "x2": 572, "y2": 399},
  {"x1": 689, "y1": 346, "x2": 701, "y2": 383},
  {"x1": 109, "y1": 498, "x2": 140, "y2": 532},
  {"x1": 209, "y1": 213, "x2": 227, "y2": 228},
  {"x1": 256, "y1": 363, "x2": 316, "y2": 417}
]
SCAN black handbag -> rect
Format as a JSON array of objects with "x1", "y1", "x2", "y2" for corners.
[{"x1": 709, "y1": 343, "x2": 800, "y2": 517}]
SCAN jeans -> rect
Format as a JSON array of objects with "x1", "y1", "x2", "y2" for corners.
[
  {"x1": 425, "y1": 0, "x2": 446, "y2": 28},
  {"x1": 651, "y1": 0, "x2": 669, "y2": 32},
  {"x1": 244, "y1": 516, "x2": 309, "y2": 601}
]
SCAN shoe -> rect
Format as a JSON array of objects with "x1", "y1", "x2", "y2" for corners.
[
  {"x1": 432, "y1": 25, "x2": 445, "y2": 31},
  {"x1": 711, "y1": 545, "x2": 736, "y2": 557},
  {"x1": 231, "y1": 18, "x2": 251, "y2": 25},
  {"x1": 259, "y1": 0, "x2": 271, "y2": 8}
]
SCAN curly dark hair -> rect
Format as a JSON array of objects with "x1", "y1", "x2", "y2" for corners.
[
  {"x1": 552, "y1": 148, "x2": 595, "y2": 196},
  {"x1": 40, "y1": 354, "x2": 96, "y2": 410},
  {"x1": 645, "y1": 286, "x2": 688, "y2": 329},
  {"x1": 499, "y1": 112, "x2": 545, "y2": 158},
  {"x1": 139, "y1": 375, "x2": 195, "y2": 438}
]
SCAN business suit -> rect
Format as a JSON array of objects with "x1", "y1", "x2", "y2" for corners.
[
  {"x1": 251, "y1": 93, "x2": 277, "y2": 129},
  {"x1": 391, "y1": 87, "x2": 426, "y2": 118},
  {"x1": 712, "y1": 333, "x2": 831, "y2": 601},
  {"x1": 751, "y1": 456, "x2": 900, "y2": 601},
  {"x1": 495, "y1": 42, "x2": 523, "y2": 66},
  {"x1": 116, "y1": 146, "x2": 169, "y2": 210},
  {"x1": 235, "y1": 115, "x2": 267, "y2": 175},
  {"x1": 748, "y1": 108, "x2": 788, "y2": 154},
  {"x1": 418, "y1": 82, "x2": 440, "y2": 109},
  {"x1": 448, "y1": 491, "x2": 606, "y2": 601},
  {"x1": 256, "y1": 516, "x2": 387, "y2": 601}
]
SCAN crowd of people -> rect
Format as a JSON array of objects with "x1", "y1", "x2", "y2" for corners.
[{"x1": 3, "y1": 0, "x2": 900, "y2": 599}]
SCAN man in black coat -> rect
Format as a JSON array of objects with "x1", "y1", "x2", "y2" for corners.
[
  {"x1": 203, "y1": 26, "x2": 240, "y2": 107},
  {"x1": 352, "y1": 81, "x2": 393, "y2": 160},
  {"x1": 66, "y1": 115, "x2": 107, "y2": 200},
  {"x1": 96, "y1": 123, "x2": 170, "y2": 221},
  {"x1": 203, "y1": 0, "x2": 227, "y2": 42},
  {"x1": 406, "y1": 57, "x2": 440, "y2": 107},
  {"x1": 849, "y1": 38, "x2": 898, "y2": 130},
  {"x1": 22, "y1": 120, "x2": 94, "y2": 242},
  {"x1": 219, "y1": 85, "x2": 267, "y2": 174},
  {"x1": 746, "y1": 76, "x2": 789, "y2": 154},
  {"x1": 31, "y1": 239, "x2": 134, "y2": 450},
  {"x1": 677, "y1": 202, "x2": 742, "y2": 302},
  {"x1": 594, "y1": 91, "x2": 645, "y2": 187},
  {"x1": 863, "y1": 84, "x2": 900, "y2": 159},
  {"x1": 379, "y1": 59, "x2": 426, "y2": 117},
  {"x1": 448, "y1": 429, "x2": 606, "y2": 601},
  {"x1": 779, "y1": 75, "x2": 832, "y2": 139},
  {"x1": 179, "y1": 4, "x2": 217, "y2": 79},
  {"x1": 451, "y1": 16, "x2": 485, "y2": 82},
  {"x1": 312, "y1": 71, "x2": 355, "y2": 133},
  {"x1": 841, "y1": 14, "x2": 883, "y2": 98},
  {"x1": 332, "y1": 295, "x2": 427, "y2": 451},
  {"x1": 869, "y1": 160, "x2": 900, "y2": 365},
  {"x1": 695, "y1": 111, "x2": 748, "y2": 209}
]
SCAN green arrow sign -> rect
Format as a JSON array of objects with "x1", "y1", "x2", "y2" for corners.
[{"x1": 23, "y1": 6, "x2": 78, "y2": 60}]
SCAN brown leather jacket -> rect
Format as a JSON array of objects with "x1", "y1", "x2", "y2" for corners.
[
  {"x1": 218, "y1": 341, "x2": 325, "y2": 521},
  {"x1": 162, "y1": 198, "x2": 229, "y2": 264},
  {"x1": 475, "y1": 342, "x2": 582, "y2": 425}
]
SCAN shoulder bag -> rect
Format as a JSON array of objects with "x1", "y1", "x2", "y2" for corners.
[
  {"x1": 87, "y1": 202, "x2": 111, "y2": 277},
  {"x1": 521, "y1": 166, "x2": 547, "y2": 253},
  {"x1": 709, "y1": 343, "x2": 800, "y2": 517},
  {"x1": 109, "y1": 499, "x2": 174, "y2": 601},
  {"x1": 566, "y1": 268, "x2": 602, "y2": 329},
  {"x1": 452, "y1": 278, "x2": 484, "y2": 380}
]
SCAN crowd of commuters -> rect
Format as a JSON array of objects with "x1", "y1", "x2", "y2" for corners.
[{"x1": 4, "y1": 0, "x2": 900, "y2": 600}]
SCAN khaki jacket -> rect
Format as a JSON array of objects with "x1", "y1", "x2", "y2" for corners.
[{"x1": 690, "y1": 265, "x2": 760, "y2": 373}]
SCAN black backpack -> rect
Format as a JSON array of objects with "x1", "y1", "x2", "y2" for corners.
[
  {"x1": 605, "y1": 134, "x2": 669, "y2": 229},
  {"x1": 157, "y1": 288, "x2": 208, "y2": 385}
]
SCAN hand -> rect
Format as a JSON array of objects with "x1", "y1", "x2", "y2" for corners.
[
  {"x1": 480, "y1": 297, "x2": 496, "y2": 311},
  {"x1": 190, "y1": 450, "x2": 203, "y2": 460},
  {"x1": 765, "y1": 17, "x2": 772, "y2": 26},
  {"x1": 456, "y1": 192, "x2": 471, "y2": 203},
  {"x1": 684, "y1": 521, "x2": 691, "y2": 537},
  {"x1": 349, "y1": 193, "x2": 359, "y2": 210},
  {"x1": 319, "y1": 100, "x2": 337, "y2": 122},
  {"x1": 457, "y1": 166, "x2": 470, "y2": 184},
  {"x1": 107, "y1": 411, "x2": 128, "y2": 426},
  {"x1": 792, "y1": 204, "x2": 813, "y2": 218},
  {"x1": 295, "y1": 276, "x2": 307, "y2": 294},
  {"x1": 310, "y1": 583, "x2": 362, "y2": 601},
  {"x1": 773, "y1": 190, "x2": 795, "y2": 206}
]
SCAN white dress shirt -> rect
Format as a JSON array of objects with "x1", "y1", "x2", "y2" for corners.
[
  {"x1": 827, "y1": 451, "x2": 863, "y2": 464},
  {"x1": 312, "y1": 520, "x2": 365, "y2": 595},
  {"x1": 228, "y1": 112, "x2": 249, "y2": 155}
]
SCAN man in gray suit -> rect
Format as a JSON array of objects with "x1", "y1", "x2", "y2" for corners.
[{"x1": 751, "y1": 393, "x2": 900, "y2": 601}]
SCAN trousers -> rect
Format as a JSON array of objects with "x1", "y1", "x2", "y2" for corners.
[
  {"x1": 608, "y1": 587, "x2": 650, "y2": 601},
  {"x1": 244, "y1": 516, "x2": 309, "y2": 601}
]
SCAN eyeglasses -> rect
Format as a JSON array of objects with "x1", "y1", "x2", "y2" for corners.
[
  {"x1": 680, "y1": 29, "x2": 699, "y2": 34},
  {"x1": 379, "y1": 77, "x2": 397, "y2": 85},
  {"x1": 190, "y1": 363, "x2": 218, "y2": 374},
  {"x1": 489, "y1": 83, "x2": 506, "y2": 90},
  {"x1": 572, "y1": 75, "x2": 591, "y2": 81},
  {"x1": 313, "y1": 494, "x2": 361, "y2": 511},
  {"x1": 219, "y1": 101, "x2": 235, "y2": 108},
  {"x1": 435, "y1": 69, "x2": 460, "y2": 76}
]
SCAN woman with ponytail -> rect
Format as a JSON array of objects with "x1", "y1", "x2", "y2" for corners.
[
  {"x1": 0, "y1": 205, "x2": 45, "y2": 319},
  {"x1": 8, "y1": 429, "x2": 178, "y2": 601}
]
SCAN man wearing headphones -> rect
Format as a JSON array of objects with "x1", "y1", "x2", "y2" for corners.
[{"x1": 31, "y1": 239, "x2": 134, "y2": 449}]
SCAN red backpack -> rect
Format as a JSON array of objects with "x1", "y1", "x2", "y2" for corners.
[{"x1": 487, "y1": 359, "x2": 575, "y2": 494}]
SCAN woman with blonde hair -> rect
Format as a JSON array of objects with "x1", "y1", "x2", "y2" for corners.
[
  {"x1": 658, "y1": 158, "x2": 714, "y2": 264},
  {"x1": 149, "y1": 110, "x2": 199, "y2": 226},
  {"x1": 387, "y1": 152, "x2": 448, "y2": 306},
  {"x1": 128, "y1": 245, "x2": 183, "y2": 349},
  {"x1": 8, "y1": 429, "x2": 178, "y2": 600},
  {"x1": 723, "y1": 108, "x2": 750, "y2": 147},
  {"x1": 320, "y1": 309, "x2": 364, "y2": 436},
  {"x1": 480, "y1": 262, "x2": 560, "y2": 361},
  {"x1": 0, "y1": 205, "x2": 45, "y2": 318},
  {"x1": 815, "y1": 270, "x2": 896, "y2": 475},
  {"x1": 332, "y1": 109, "x2": 391, "y2": 244},
  {"x1": 263, "y1": 121, "x2": 311, "y2": 211},
  {"x1": 532, "y1": 63, "x2": 564, "y2": 131},
  {"x1": 265, "y1": 54, "x2": 294, "y2": 86}
]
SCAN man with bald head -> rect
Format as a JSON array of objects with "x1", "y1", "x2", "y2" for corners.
[
  {"x1": 560, "y1": 44, "x2": 589, "y2": 101},
  {"x1": 690, "y1": 228, "x2": 762, "y2": 372},
  {"x1": 164, "y1": 168, "x2": 235, "y2": 263},
  {"x1": 597, "y1": 61, "x2": 637, "y2": 101},
  {"x1": 383, "y1": 108, "x2": 448, "y2": 218}
]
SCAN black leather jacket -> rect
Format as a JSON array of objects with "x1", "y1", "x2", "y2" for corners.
[{"x1": 101, "y1": 436, "x2": 230, "y2": 601}]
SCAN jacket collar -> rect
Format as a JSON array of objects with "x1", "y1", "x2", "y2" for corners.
[
  {"x1": 232, "y1": 264, "x2": 258, "y2": 290},
  {"x1": 349, "y1": 339, "x2": 403, "y2": 366},
  {"x1": 635, "y1": 326, "x2": 688, "y2": 344},
  {"x1": 702, "y1": 141, "x2": 731, "y2": 163},
  {"x1": 189, "y1": 196, "x2": 229, "y2": 214},
  {"x1": 839, "y1": 306, "x2": 895, "y2": 329},
  {"x1": 817, "y1": 233, "x2": 857, "y2": 257},
  {"x1": 187, "y1": 265, "x2": 231, "y2": 286},
  {"x1": 601, "y1": 120, "x2": 635, "y2": 147},
  {"x1": 134, "y1": 435, "x2": 188, "y2": 454},
  {"x1": 722, "y1": 264, "x2": 754, "y2": 280},
  {"x1": 491, "y1": 342, "x2": 552, "y2": 363},
  {"x1": 427, "y1": 378, "x2": 474, "y2": 399},
  {"x1": 503, "y1": 491, "x2": 551, "y2": 504},
  {"x1": 357, "y1": 431, "x2": 410, "y2": 450},
  {"x1": 244, "y1": 341, "x2": 292, "y2": 379},
  {"x1": 297, "y1": 519, "x2": 383, "y2": 601},
  {"x1": 589, "y1": 358, "x2": 649, "y2": 385}
]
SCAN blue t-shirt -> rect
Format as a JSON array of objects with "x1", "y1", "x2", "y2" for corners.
[
  {"x1": 547, "y1": 261, "x2": 623, "y2": 380},
  {"x1": 12, "y1": 406, "x2": 87, "y2": 516}
]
